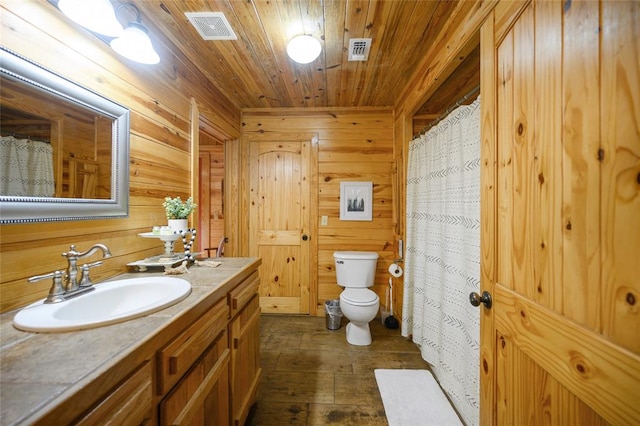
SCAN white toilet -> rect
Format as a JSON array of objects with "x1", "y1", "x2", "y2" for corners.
[{"x1": 333, "y1": 251, "x2": 380, "y2": 346}]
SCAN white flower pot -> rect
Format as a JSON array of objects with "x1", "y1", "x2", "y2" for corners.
[{"x1": 168, "y1": 219, "x2": 188, "y2": 234}]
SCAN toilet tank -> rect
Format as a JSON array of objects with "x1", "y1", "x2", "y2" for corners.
[{"x1": 333, "y1": 251, "x2": 379, "y2": 287}]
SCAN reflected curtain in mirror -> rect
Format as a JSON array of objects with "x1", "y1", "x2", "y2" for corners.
[{"x1": 0, "y1": 136, "x2": 54, "y2": 197}]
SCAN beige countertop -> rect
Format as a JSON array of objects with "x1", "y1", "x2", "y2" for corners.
[{"x1": 0, "y1": 257, "x2": 260, "y2": 425}]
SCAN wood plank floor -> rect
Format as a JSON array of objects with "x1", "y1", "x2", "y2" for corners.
[{"x1": 245, "y1": 314, "x2": 430, "y2": 425}]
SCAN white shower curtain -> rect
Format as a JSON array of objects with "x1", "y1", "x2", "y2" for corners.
[
  {"x1": 0, "y1": 135, "x2": 55, "y2": 197},
  {"x1": 402, "y1": 97, "x2": 481, "y2": 425}
]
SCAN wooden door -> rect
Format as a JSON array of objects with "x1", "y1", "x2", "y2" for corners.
[
  {"x1": 199, "y1": 145, "x2": 225, "y2": 257},
  {"x1": 480, "y1": 1, "x2": 640, "y2": 424},
  {"x1": 249, "y1": 138, "x2": 313, "y2": 314},
  {"x1": 198, "y1": 151, "x2": 211, "y2": 254}
]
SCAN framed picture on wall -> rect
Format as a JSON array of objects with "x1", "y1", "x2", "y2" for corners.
[{"x1": 340, "y1": 181, "x2": 372, "y2": 221}]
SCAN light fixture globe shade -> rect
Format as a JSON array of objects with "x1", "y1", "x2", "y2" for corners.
[
  {"x1": 287, "y1": 35, "x2": 321, "y2": 64},
  {"x1": 58, "y1": 0, "x2": 123, "y2": 37},
  {"x1": 110, "y1": 23, "x2": 160, "y2": 65}
]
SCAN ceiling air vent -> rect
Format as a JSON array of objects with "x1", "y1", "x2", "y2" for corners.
[
  {"x1": 185, "y1": 12, "x2": 237, "y2": 40},
  {"x1": 348, "y1": 38, "x2": 372, "y2": 61}
]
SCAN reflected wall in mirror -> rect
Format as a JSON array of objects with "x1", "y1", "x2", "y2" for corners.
[{"x1": 0, "y1": 47, "x2": 129, "y2": 223}]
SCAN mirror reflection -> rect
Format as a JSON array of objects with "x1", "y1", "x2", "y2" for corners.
[
  {"x1": 0, "y1": 47, "x2": 129, "y2": 224},
  {"x1": 1, "y1": 74, "x2": 112, "y2": 198}
]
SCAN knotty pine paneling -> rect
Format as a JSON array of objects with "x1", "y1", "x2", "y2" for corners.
[
  {"x1": 412, "y1": 45, "x2": 481, "y2": 136},
  {"x1": 561, "y1": 0, "x2": 602, "y2": 332},
  {"x1": 600, "y1": 0, "x2": 640, "y2": 354},
  {"x1": 496, "y1": 330, "x2": 608, "y2": 425},
  {"x1": 241, "y1": 109, "x2": 395, "y2": 315},
  {"x1": 0, "y1": 2, "x2": 240, "y2": 312}
]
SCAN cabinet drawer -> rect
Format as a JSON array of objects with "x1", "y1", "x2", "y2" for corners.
[
  {"x1": 76, "y1": 361, "x2": 152, "y2": 426},
  {"x1": 228, "y1": 271, "x2": 259, "y2": 317},
  {"x1": 158, "y1": 298, "x2": 228, "y2": 394},
  {"x1": 159, "y1": 331, "x2": 230, "y2": 426}
]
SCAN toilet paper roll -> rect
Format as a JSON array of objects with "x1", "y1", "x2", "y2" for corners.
[{"x1": 388, "y1": 263, "x2": 403, "y2": 278}]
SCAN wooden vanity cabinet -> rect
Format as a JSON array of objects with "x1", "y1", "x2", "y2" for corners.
[
  {"x1": 228, "y1": 271, "x2": 261, "y2": 426},
  {"x1": 157, "y1": 267, "x2": 261, "y2": 426},
  {"x1": 4, "y1": 260, "x2": 263, "y2": 426}
]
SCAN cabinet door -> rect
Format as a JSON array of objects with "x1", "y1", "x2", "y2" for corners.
[
  {"x1": 229, "y1": 294, "x2": 261, "y2": 426},
  {"x1": 158, "y1": 298, "x2": 228, "y2": 395},
  {"x1": 159, "y1": 330, "x2": 230, "y2": 426},
  {"x1": 76, "y1": 362, "x2": 153, "y2": 426}
]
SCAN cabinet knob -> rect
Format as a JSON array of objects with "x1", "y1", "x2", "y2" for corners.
[{"x1": 302, "y1": 234, "x2": 309, "y2": 241}]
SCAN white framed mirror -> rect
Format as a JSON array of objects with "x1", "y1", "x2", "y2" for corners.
[{"x1": 0, "y1": 47, "x2": 129, "y2": 223}]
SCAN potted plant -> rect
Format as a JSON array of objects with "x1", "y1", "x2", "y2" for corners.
[{"x1": 163, "y1": 196, "x2": 196, "y2": 233}]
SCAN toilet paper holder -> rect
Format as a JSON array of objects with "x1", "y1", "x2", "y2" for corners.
[{"x1": 388, "y1": 262, "x2": 403, "y2": 277}]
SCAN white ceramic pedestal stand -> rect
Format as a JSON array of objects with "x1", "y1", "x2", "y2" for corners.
[{"x1": 139, "y1": 232, "x2": 181, "y2": 256}]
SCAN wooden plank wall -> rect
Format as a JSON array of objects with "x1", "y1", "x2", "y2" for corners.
[
  {"x1": 0, "y1": 2, "x2": 240, "y2": 313},
  {"x1": 240, "y1": 109, "x2": 396, "y2": 315}
]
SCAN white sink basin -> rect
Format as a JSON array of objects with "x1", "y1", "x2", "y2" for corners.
[{"x1": 13, "y1": 277, "x2": 191, "y2": 332}]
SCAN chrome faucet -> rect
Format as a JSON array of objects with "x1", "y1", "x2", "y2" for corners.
[
  {"x1": 62, "y1": 244, "x2": 112, "y2": 292},
  {"x1": 28, "y1": 244, "x2": 112, "y2": 304}
]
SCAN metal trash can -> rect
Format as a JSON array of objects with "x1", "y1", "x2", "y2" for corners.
[{"x1": 325, "y1": 299, "x2": 343, "y2": 330}]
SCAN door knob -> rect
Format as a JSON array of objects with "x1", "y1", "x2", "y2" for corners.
[
  {"x1": 469, "y1": 291, "x2": 492, "y2": 309},
  {"x1": 302, "y1": 234, "x2": 309, "y2": 241}
]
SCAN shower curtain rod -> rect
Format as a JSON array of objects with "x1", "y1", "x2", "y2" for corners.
[{"x1": 415, "y1": 84, "x2": 480, "y2": 138}]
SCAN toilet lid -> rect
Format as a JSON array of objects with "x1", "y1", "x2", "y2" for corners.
[{"x1": 341, "y1": 288, "x2": 379, "y2": 306}]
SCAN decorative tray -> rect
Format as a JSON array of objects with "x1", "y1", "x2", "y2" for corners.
[{"x1": 127, "y1": 254, "x2": 196, "y2": 272}]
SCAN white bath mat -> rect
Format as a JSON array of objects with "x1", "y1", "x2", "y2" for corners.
[{"x1": 375, "y1": 369, "x2": 463, "y2": 426}]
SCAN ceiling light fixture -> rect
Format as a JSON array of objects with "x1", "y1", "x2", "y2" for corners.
[
  {"x1": 58, "y1": 0, "x2": 124, "y2": 37},
  {"x1": 286, "y1": 35, "x2": 321, "y2": 64},
  {"x1": 110, "y1": 4, "x2": 160, "y2": 64}
]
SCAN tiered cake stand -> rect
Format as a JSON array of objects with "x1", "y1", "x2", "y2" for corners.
[{"x1": 127, "y1": 232, "x2": 196, "y2": 271}]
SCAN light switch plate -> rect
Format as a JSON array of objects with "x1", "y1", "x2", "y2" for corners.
[{"x1": 321, "y1": 215, "x2": 328, "y2": 226}]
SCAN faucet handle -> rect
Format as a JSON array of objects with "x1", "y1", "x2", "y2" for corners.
[
  {"x1": 28, "y1": 270, "x2": 64, "y2": 283},
  {"x1": 28, "y1": 271, "x2": 65, "y2": 304},
  {"x1": 79, "y1": 261, "x2": 103, "y2": 288}
]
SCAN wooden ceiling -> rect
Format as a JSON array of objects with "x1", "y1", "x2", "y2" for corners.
[{"x1": 129, "y1": 0, "x2": 471, "y2": 110}]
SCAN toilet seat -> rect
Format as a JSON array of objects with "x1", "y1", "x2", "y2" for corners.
[{"x1": 340, "y1": 288, "x2": 378, "y2": 306}]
